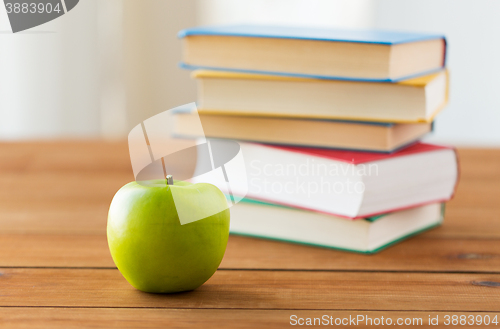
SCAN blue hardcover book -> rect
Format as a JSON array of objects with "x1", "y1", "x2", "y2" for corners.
[{"x1": 178, "y1": 25, "x2": 446, "y2": 82}]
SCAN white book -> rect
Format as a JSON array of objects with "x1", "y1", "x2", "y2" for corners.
[{"x1": 229, "y1": 200, "x2": 444, "y2": 254}]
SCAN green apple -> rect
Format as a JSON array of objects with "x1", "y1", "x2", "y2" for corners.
[{"x1": 107, "y1": 179, "x2": 230, "y2": 293}]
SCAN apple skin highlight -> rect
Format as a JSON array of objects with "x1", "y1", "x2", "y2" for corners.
[{"x1": 107, "y1": 180, "x2": 230, "y2": 293}]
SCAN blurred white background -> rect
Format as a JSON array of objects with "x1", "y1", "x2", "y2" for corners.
[{"x1": 0, "y1": 0, "x2": 499, "y2": 146}]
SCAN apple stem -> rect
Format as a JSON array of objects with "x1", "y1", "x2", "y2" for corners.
[{"x1": 166, "y1": 175, "x2": 173, "y2": 185}]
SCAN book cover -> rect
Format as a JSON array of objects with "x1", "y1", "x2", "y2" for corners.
[
  {"x1": 193, "y1": 70, "x2": 450, "y2": 123},
  {"x1": 172, "y1": 106, "x2": 434, "y2": 153},
  {"x1": 230, "y1": 198, "x2": 446, "y2": 254},
  {"x1": 192, "y1": 141, "x2": 459, "y2": 219},
  {"x1": 267, "y1": 142, "x2": 453, "y2": 165},
  {"x1": 179, "y1": 25, "x2": 447, "y2": 82},
  {"x1": 179, "y1": 24, "x2": 445, "y2": 46}
]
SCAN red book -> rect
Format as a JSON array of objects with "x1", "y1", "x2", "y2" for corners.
[
  {"x1": 195, "y1": 141, "x2": 459, "y2": 219},
  {"x1": 270, "y1": 143, "x2": 452, "y2": 165}
]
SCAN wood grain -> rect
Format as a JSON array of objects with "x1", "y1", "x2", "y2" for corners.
[
  {"x1": 0, "y1": 308, "x2": 497, "y2": 328},
  {"x1": 0, "y1": 268, "x2": 500, "y2": 311},
  {"x1": 2, "y1": 234, "x2": 500, "y2": 273}
]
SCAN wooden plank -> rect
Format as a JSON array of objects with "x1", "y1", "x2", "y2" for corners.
[
  {"x1": 2, "y1": 234, "x2": 500, "y2": 273},
  {"x1": 0, "y1": 234, "x2": 113, "y2": 268},
  {"x1": 0, "y1": 268, "x2": 500, "y2": 311},
  {"x1": 426, "y1": 207, "x2": 500, "y2": 238},
  {"x1": 0, "y1": 308, "x2": 498, "y2": 328},
  {"x1": 0, "y1": 140, "x2": 191, "y2": 235},
  {"x1": 1, "y1": 143, "x2": 498, "y2": 186},
  {"x1": 0, "y1": 199, "x2": 108, "y2": 235},
  {"x1": 455, "y1": 148, "x2": 500, "y2": 180},
  {"x1": 0, "y1": 203, "x2": 499, "y2": 238},
  {"x1": 0, "y1": 140, "x2": 194, "y2": 177},
  {"x1": 0, "y1": 141, "x2": 130, "y2": 173},
  {"x1": 0, "y1": 176, "x2": 498, "y2": 237},
  {"x1": 1, "y1": 144, "x2": 497, "y2": 179},
  {"x1": 222, "y1": 235, "x2": 500, "y2": 272},
  {"x1": 0, "y1": 144, "x2": 499, "y2": 237}
]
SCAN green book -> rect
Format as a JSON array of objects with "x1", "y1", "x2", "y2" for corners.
[{"x1": 229, "y1": 199, "x2": 444, "y2": 254}]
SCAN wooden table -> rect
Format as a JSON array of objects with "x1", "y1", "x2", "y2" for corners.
[{"x1": 0, "y1": 141, "x2": 499, "y2": 328}]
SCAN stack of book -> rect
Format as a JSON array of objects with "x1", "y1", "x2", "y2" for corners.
[{"x1": 176, "y1": 25, "x2": 459, "y2": 253}]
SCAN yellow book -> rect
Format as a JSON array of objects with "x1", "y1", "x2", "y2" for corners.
[{"x1": 194, "y1": 70, "x2": 449, "y2": 123}]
